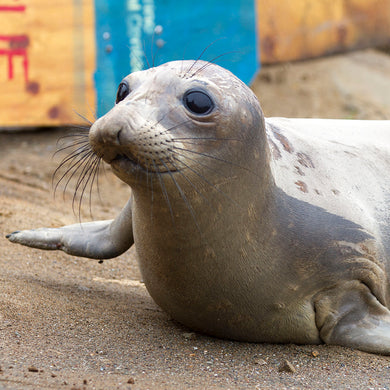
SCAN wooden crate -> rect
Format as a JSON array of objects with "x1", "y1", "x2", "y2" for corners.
[
  {"x1": 0, "y1": 0, "x2": 95, "y2": 127},
  {"x1": 257, "y1": 0, "x2": 390, "y2": 64}
]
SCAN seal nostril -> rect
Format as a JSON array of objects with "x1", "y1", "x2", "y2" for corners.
[{"x1": 116, "y1": 129, "x2": 122, "y2": 145}]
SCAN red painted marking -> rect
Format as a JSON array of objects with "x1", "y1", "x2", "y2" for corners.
[
  {"x1": 0, "y1": 35, "x2": 29, "y2": 81},
  {"x1": 0, "y1": 5, "x2": 26, "y2": 12},
  {"x1": 0, "y1": 35, "x2": 28, "y2": 43}
]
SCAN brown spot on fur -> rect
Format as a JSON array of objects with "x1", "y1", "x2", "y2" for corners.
[
  {"x1": 268, "y1": 139, "x2": 281, "y2": 160},
  {"x1": 297, "y1": 152, "x2": 315, "y2": 168},
  {"x1": 294, "y1": 166, "x2": 305, "y2": 176},
  {"x1": 314, "y1": 189, "x2": 322, "y2": 195},
  {"x1": 273, "y1": 131, "x2": 294, "y2": 153},
  {"x1": 295, "y1": 181, "x2": 308, "y2": 193},
  {"x1": 332, "y1": 189, "x2": 340, "y2": 195}
]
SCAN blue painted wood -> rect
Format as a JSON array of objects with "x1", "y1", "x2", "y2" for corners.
[{"x1": 94, "y1": 0, "x2": 258, "y2": 116}]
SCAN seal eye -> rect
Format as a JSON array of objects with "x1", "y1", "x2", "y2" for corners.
[
  {"x1": 116, "y1": 81, "x2": 130, "y2": 103},
  {"x1": 183, "y1": 90, "x2": 214, "y2": 115}
]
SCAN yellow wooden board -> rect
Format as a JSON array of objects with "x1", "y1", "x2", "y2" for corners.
[
  {"x1": 0, "y1": 0, "x2": 95, "y2": 127},
  {"x1": 257, "y1": 0, "x2": 390, "y2": 64}
]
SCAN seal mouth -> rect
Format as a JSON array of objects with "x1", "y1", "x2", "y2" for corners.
[
  {"x1": 110, "y1": 153, "x2": 179, "y2": 175},
  {"x1": 111, "y1": 153, "x2": 137, "y2": 165},
  {"x1": 110, "y1": 153, "x2": 144, "y2": 172}
]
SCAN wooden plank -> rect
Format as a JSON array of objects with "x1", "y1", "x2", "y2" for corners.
[
  {"x1": 257, "y1": 0, "x2": 390, "y2": 64},
  {"x1": 0, "y1": 0, "x2": 95, "y2": 127}
]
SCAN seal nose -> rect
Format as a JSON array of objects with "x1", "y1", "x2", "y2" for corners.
[{"x1": 89, "y1": 116, "x2": 125, "y2": 162}]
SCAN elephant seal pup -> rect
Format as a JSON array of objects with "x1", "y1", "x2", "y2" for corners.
[{"x1": 7, "y1": 60, "x2": 390, "y2": 355}]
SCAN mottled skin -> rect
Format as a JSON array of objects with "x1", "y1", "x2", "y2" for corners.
[{"x1": 7, "y1": 61, "x2": 390, "y2": 354}]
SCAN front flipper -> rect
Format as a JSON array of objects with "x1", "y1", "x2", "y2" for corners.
[
  {"x1": 6, "y1": 200, "x2": 134, "y2": 259},
  {"x1": 316, "y1": 281, "x2": 390, "y2": 355}
]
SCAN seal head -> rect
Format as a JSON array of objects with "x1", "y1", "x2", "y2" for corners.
[{"x1": 89, "y1": 60, "x2": 269, "y2": 190}]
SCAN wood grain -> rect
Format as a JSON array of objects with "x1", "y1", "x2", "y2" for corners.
[
  {"x1": 257, "y1": 0, "x2": 390, "y2": 64},
  {"x1": 0, "y1": 0, "x2": 95, "y2": 127}
]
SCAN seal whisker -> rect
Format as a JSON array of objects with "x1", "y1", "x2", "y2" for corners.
[
  {"x1": 184, "y1": 38, "x2": 225, "y2": 78},
  {"x1": 150, "y1": 30, "x2": 158, "y2": 68},
  {"x1": 152, "y1": 160, "x2": 175, "y2": 222},
  {"x1": 172, "y1": 146, "x2": 259, "y2": 177},
  {"x1": 139, "y1": 106, "x2": 178, "y2": 136},
  {"x1": 55, "y1": 150, "x2": 94, "y2": 202},
  {"x1": 124, "y1": 45, "x2": 146, "y2": 71},
  {"x1": 190, "y1": 51, "x2": 239, "y2": 78},
  {"x1": 153, "y1": 106, "x2": 181, "y2": 126},
  {"x1": 161, "y1": 120, "x2": 193, "y2": 136},
  {"x1": 54, "y1": 143, "x2": 92, "y2": 176},
  {"x1": 141, "y1": 40, "x2": 151, "y2": 70},
  {"x1": 143, "y1": 107, "x2": 192, "y2": 135},
  {"x1": 81, "y1": 155, "x2": 102, "y2": 219},
  {"x1": 72, "y1": 152, "x2": 100, "y2": 218},
  {"x1": 88, "y1": 154, "x2": 104, "y2": 207},
  {"x1": 172, "y1": 156, "x2": 239, "y2": 207},
  {"x1": 55, "y1": 144, "x2": 92, "y2": 170},
  {"x1": 95, "y1": 156, "x2": 105, "y2": 205},
  {"x1": 146, "y1": 165, "x2": 152, "y2": 197},
  {"x1": 70, "y1": 151, "x2": 95, "y2": 197},
  {"x1": 171, "y1": 149, "x2": 233, "y2": 179},
  {"x1": 72, "y1": 110, "x2": 94, "y2": 125},
  {"x1": 52, "y1": 145, "x2": 93, "y2": 194},
  {"x1": 56, "y1": 135, "x2": 89, "y2": 145},
  {"x1": 56, "y1": 130, "x2": 89, "y2": 141},
  {"x1": 75, "y1": 154, "x2": 97, "y2": 218},
  {"x1": 57, "y1": 135, "x2": 89, "y2": 143},
  {"x1": 169, "y1": 159, "x2": 214, "y2": 209},
  {"x1": 84, "y1": 100, "x2": 98, "y2": 121},
  {"x1": 173, "y1": 136, "x2": 243, "y2": 142},
  {"x1": 134, "y1": 155, "x2": 142, "y2": 185},
  {"x1": 55, "y1": 129, "x2": 89, "y2": 149},
  {"x1": 173, "y1": 137, "x2": 244, "y2": 145},
  {"x1": 61, "y1": 124, "x2": 90, "y2": 133},
  {"x1": 54, "y1": 139, "x2": 91, "y2": 156},
  {"x1": 160, "y1": 159, "x2": 202, "y2": 235}
]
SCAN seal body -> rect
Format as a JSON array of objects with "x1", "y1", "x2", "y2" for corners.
[{"x1": 7, "y1": 60, "x2": 390, "y2": 354}]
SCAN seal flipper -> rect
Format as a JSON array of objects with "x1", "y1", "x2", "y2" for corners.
[
  {"x1": 316, "y1": 281, "x2": 390, "y2": 355},
  {"x1": 6, "y1": 199, "x2": 134, "y2": 260}
]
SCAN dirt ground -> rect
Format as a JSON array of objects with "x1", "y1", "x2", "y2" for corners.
[{"x1": 1, "y1": 49, "x2": 390, "y2": 390}]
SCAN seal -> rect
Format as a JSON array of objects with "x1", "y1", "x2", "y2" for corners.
[{"x1": 7, "y1": 60, "x2": 390, "y2": 355}]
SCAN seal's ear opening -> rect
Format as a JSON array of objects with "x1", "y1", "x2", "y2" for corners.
[
  {"x1": 116, "y1": 80, "x2": 130, "y2": 104},
  {"x1": 183, "y1": 89, "x2": 214, "y2": 115}
]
